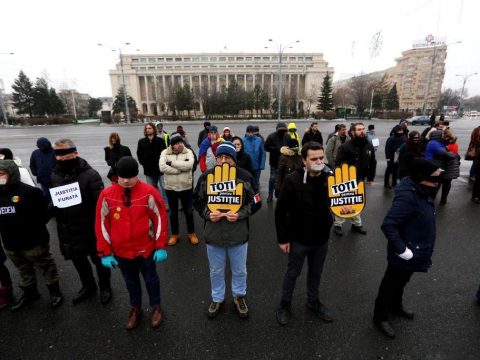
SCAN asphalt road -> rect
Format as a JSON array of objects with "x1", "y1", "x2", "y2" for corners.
[{"x1": 0, "y1": 118, "x2": 479, "y2": 359}]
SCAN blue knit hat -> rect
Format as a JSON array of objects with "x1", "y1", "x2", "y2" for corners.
[{"x1": 216, "y1": 141, "x2": 237, "y2": 161}]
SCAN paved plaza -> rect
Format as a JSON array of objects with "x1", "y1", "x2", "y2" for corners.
[{"x1": 0, "y1": 118, "x2": 479, "y2": 359}]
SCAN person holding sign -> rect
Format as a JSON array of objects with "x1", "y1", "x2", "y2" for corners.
[
  {"x1": 0, "y1": 160, "x2": 63, "y2": 311},
  {"x1": 51, "y1": 139, "x2": 112, "y2": 305},
  {"x1": 274, "y1": 142, "x2": 334, "y2": 326},
  {"x1": 193, "y1": 142, "x2": 261, "y2": 319},
  {"x1": 96, "y1": 157, "x2": 168, "y2": 330},
  {"x1": 333, "y1": 123, "x2": 376, "y2": 236},
  {"x1": 373, "y1": 159, "x2": 441, "y2": 338}
]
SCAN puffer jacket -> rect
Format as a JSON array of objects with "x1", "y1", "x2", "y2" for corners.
[
  {"x1": 51, "y1": 157, "x2": 104, "y2": 259},
  {"x1": 193, "y1": 166, "x2": 261, "y2": 247},
  {"x1": 287, "y1": 122, "x2": 300, "y2": 144},
  {"x1": 0, "y1": 160, "x2": 50, "y2": 251},
  {"x1": 159, "y1": 146, "x2": 194, "y2": 191},
  {"x1": 96, "y1": 181, "x2": 168, "y2": 259},
  {"x1": 242, "y1": 135, "x2": 266, "y2": 171},
  {"x1": 275, "y1": 146, "x2": 302, "y2": 195},
  {"x1": 382, "y1": 176, "x2": 436, "y2": 272}
]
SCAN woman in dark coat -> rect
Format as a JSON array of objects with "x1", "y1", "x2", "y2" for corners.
[
  {"x1": 232, "y1": 136, "x2": 254, "y2": 176},
  {"x1": 373, "y1": 159, "x2": 441, "y2": 338},
  {"x1": 104, "y1": 132, "x2": 132, "y2": 183}
]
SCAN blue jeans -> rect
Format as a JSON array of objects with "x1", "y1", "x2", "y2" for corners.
[
  {"x1": 146, "y1": 174, "x2": 168, "y2": 207},
  {"x1": 117, "y1": 254, "x2": 161, "y2": 307},
  {"x1": 268, "y1": 166, "x2": 277, "y2": 196},
  {"x1": 206, "y1": 243, "x2": 248, "y2": 302}
]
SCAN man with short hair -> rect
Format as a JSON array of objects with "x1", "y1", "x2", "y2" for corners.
[
  {"x1": 160, "y1": 133, "x2": 198, "y2": 246},
  {"x1": 275, "y1": 142, "x2": 334, "y2": 326},
  {"x1": 301, "y1": 122, "x2": 323, "y2": 146},
  {"x1": 325, "y1": 124, "x2": 348, "y2": 166},
  {"x1": 193, "y1": 142, "x2": 261, "y2": 319},
  {"x1": 51, "y1": 138, "x2": 112, "y2": 304},
  {"x1": 96, "y1": 156, "x2": 168, "y2": 330},
  {"x1": 334, "y1": 123, "x2": 376, "y2": 236},
  {"x1": 243, "y1": 125, "x2": 266, "y2": 187},
  {"x1": 156, "y1": 122, "x2": 170, "y2": 148},
  {"x1": 137, "y1": 122, "x2": 168, "y2": 208}
]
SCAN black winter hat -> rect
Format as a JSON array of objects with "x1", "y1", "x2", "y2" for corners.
[
  {"x1": 116, "y1": 156, "x2": 139, "y2": 178},
  {"x1": 409, "y1": 159, "x2": 440, "y2": 182},
  {"x1": 287, "y1": 138, "x2": 299, "y2": 149},
  {"x1": 276, "y1": 122, "x2": 287, "y2": 131},
  {"x1": 169, "y1": 132, "x2": 184, "y2": 146}
]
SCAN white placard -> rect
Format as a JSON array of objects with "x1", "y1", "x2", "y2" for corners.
[
  {"x1": 50, "y1": 182, "x2": 82, "y2": 208},
  {"x1": 372, "y1": 138, "x2": 380, "y2": 147}
]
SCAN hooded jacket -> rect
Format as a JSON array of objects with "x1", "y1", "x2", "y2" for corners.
[
  {"x1": 29, "y1": 137, "x2": 56, "y2": 185},
  {"x1": 287, "y1": 122, "x2": 300, "y2": 144},
  {"x1": 0, "y1": 160, "x2": 50, "y2": 251},
  {"x1": 275, "y1": 146, "x2": 302, "y2": 195},
  {"x1": 51, "y1": 157, "x2": 104, "y2": 259},
  {"x1": 233, "y1": 137, "x2": 254, "y2": 175},
  {"x1": 275, "y1": 166, "x2": 333, "y2": 246},
  {"x1": 385, "y1": 126, "x2": 405, "y2": 161},
  {"x1": 382, "y1": 176, "x2": 436, "y2": 272}
]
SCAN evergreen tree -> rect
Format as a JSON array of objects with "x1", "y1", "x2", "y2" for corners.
[
  {"x1": 385, "y1": 84, "x2": 400, "y2": 110},
  {"x1": 49, "y1": 88, "x2": 66, "y2": 115},
  {"x1": 88, "y1": 97, "x2": 103, "y2": 117},
  {"x1": 112, "y1": 87, "x2": 137, "y2": 115},
  {"x1": 33, "y1": 78, "x2": 50, "y2": 116},
  {"x1": 317, "y1": 72, "x2": 334, "y2": 112},
  {"x1": 11, "y1": 70, "x2": 34, "y2": 117}
]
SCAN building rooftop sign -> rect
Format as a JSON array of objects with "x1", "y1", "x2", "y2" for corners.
[{"x1": 412, "y1": 34, "x2": 446, "y2": 49}]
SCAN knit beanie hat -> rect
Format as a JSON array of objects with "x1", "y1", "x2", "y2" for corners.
[
  {"x1": 409, "y1": 159, "x2": 440, "y2": 182},
  {"x1": 246, "y1": 125, "x2": 255, "y2": 133},
  {"x1": 216, "y1": 141, "x2": 237, "y2": 161},
  {"x1": 116, "y1": 156, "x2": 139, "y2": 178},
  {"x1": 287, "y1": 138, "x2": 299, "y2": 149},
  {"x1": 210, "y1": 125, "x2": 218, "y2": 132},
  {"x1": 169, "y1": 132, "x2": 184, "y2": 146},
  {"x1": 276, "y1": 122, "x2": 287, "y2": 131}
]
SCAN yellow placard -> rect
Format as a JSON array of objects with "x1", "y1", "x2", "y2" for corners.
[
  {"x1": 327, "y1": 163, "x2": 366, "y2": 218},
  {"x1": 207, "y1": 163, "x2": 243, "y2": 214}
]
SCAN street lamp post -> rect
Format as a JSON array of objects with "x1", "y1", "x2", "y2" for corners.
[
  {"x1": 0, "y1": 52, "x2": 14, "y2": 125},
  {"x1": 456, "y1": 72, "x2": 478, "y2": 115},
  {"x1": 98, "y1": 42, "x2": 132, "y2": 123},
  {"x1": 266, "y1": 39, "x2": 300, "y2": 121}
]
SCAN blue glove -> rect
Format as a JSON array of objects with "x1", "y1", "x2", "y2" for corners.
[
  {"x1": 153, "y1": 249, "x2": 167, "y2": 263},
  {"x1": 101, "y1": 255, "x2": 118, "y2": 269}
]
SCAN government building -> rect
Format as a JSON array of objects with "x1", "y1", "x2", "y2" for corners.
[{"x1": 109, "y1": 52, "x2": 333, "y2": 115}]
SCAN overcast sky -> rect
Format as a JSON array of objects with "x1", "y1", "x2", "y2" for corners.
[{"x1": 1, "y1": 0, "x2": 478, "y2": 98}]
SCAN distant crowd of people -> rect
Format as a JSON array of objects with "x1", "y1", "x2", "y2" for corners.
[{"x1": 0, "y1": 117, "x2": 479, "y2": 339}]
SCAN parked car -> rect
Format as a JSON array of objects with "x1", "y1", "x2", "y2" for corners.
[{"x1": 406, "y1": 116, "x2": 430, "y2": 125}]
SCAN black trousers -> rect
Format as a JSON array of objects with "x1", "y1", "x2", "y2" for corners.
[
  {"x1": 440, "y1": 178, "x2": 452, "y2": 202},
  {"x1": 384, "y1": 160, "x2": 398, "y2": 186},
  {"x1": 72, "y1": 254, "x2": 111, "y2": 290},
  {"x1": 374, "y1": 265, "x2": 414, "y2": 322},
  {"x1": 166, "y1": 189, "x2": 195, "y2": 235},
  {"x1": 281, "y1": 241, "x2": 329, "y2": 305}
]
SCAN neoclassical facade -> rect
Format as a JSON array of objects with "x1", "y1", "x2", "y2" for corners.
[{"x1": 109, "y1": 52, "x2": 333, "y2": 115}]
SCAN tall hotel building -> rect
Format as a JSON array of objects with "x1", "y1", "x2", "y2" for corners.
[{"x1": 109, "y1": 53, "x2": 333, "y2": 115}]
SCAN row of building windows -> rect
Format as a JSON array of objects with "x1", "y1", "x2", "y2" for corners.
[
  {"x1": 130, "y1": 64, "x2": 313, "y2": 70},
  {"x1": 131, "y1": 56, "x2": 314, "y2": 63}
]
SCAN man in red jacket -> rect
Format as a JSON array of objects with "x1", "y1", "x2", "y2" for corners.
[{"x1": 95, "y1": 156, "x2": 168, "y2": 330}]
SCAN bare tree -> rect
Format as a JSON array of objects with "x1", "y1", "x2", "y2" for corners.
[
  {"x1": 304, "y1": 84, "x2": 318, "y2": 117},
  {"x1": 349, "y1": 74, "x2": 375, "y2": 115}
]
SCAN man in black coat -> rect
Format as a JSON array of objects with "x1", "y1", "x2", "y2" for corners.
[
  {"x1": 197, "y1": 121, "x2": 211, "y2": 148},
  {"x1": 334, "y1": 123, "x2": 376, "y2": 236},
  {"x1": 0, "y1": 160, "x2": 63, "y2": 311},
  {"x1": 384, "y1": 125, "x2": 405, "y2": 188},
  {"x1": 301, "y1": 121, "x2": 324, "y2": 146},
  {"x1": 275, "y1": 142, "x2": 334, "y2": 326},
  {"x1": 51, "y1": 139, "x2": 111, "y2": 305},
  {"x1": 29, "y1": 137, "x2": 56, "y2": 199},
  {"x1": 373, "y1": 159, "x2": 441, "y2": 338},
  {"x1": 136, "y1": 122, "x2": 168, "y2": 208},
  {"x1": 264, "y1": 122, "x2": 290, "y2": 202}
]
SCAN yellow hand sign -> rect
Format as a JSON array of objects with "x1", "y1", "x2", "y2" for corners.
[
  {"x1": 206, "y1": 163, "x2": 244, "y2": 215},
  {"x1": 327, "y1": 163, "x2": 366, "y2": 218}
]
